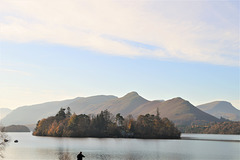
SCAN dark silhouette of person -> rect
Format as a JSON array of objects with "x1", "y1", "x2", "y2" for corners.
[{"x1": 77, "y1": 151, "x2": 85, "y2": 160}]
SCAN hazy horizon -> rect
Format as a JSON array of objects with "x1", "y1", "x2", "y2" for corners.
[{"x1": 1, "y1": 91, "x2": 240, "y2": 111}]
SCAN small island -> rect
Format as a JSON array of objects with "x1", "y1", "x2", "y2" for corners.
[
  {"x1": 1, "y1": 125, "x2": 30, "y2": 132},
  {"x1": 33, "y1": 107, "x2": 181, "y2": 139}
]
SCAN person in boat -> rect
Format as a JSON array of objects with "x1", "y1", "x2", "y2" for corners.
[{"x1": 77, "y1": 151, "x2": 85, "y2": 160}]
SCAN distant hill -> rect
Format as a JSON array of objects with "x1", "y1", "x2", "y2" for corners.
[
  {"x1": 197, "y1": 101, "x2": 240, "y2": 121},
  {"x1": 1, "y1": 95, "x2": 116, "y2": 126},
  {"x1": 65, "y1": 95, "x2": 117, "y2": 114},
  {"x1": 2, "y1": 92, "x2": 222, "y2": 126},
  {"x1": 0, "y1": 108, "x2": 12, "y2": 120},
  {"x1": 1, "y1": 125, "x2": 30, "y2": 132},
  {"x1": 90, "y1": 92, "x2": 149, "y2": 116},
  {"x1": 1, "y1": 98, "x2": 79, "y2": 125},
  {"x1": 132, "y1": 97, "x2": 220, "y2": 125}
]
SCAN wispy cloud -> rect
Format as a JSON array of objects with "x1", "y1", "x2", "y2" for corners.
[
  {"x1": 0, "y1": 0, "x2": 239, "y2": 66},
  {"x1": 0, "y1": 68, "x2": 32, "y2": 76}
]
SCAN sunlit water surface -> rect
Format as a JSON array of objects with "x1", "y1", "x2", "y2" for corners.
[{"x1": 1, "y1": 132, "x2": 239, "y2": 160}]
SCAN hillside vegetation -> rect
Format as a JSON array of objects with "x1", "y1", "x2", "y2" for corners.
[
  {"x1": 1, "y1": 125, "x2": 30, "y2": 132},
  {"x1": 33, "y1": 107, "x2": 181, "y2": 139},
  {"x1": 179, "y1": 121, "x2": 240, "y2": 134}
]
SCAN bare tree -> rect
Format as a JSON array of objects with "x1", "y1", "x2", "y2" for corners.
[{"x1": 0, "y1": 127, "x2": 8, "y2": 158}]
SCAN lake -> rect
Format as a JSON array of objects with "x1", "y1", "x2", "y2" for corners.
[{"x1": 1, "y1": 132, "x2": 239, "y2": 160}]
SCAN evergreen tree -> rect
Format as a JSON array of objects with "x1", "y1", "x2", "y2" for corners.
[
  {"x1": 66, "y1": 107, "x2": 72, "y2": 117},
  {"x1": 116, "y1": 113, "x2": 124, "y2": 126},
  {"x1": 55, "y1": 108, "x2": 66, "y2": 121}
]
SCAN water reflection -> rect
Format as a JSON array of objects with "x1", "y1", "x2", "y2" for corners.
[
  {"x1": 57, "y1": 149, "x2": 72, "y2": 160},
  {"x1": 0, "y1": 142, "x2": 5, "y2": 159},
  {"x1": 0, "y1": 132, "x2": 9, "y2": 159},
  {"x1": 58, "y1": 152, "x2": 72, "y2": 160},
  {"x1": 125, "y1": 154, "x2": 141, "y2": 160},
  {"x1": 3, "y1": 133, "x2": 240, "y2": 160},
  {"x1": 98, "y1": 154, "x2": 111, "y2": 160}
]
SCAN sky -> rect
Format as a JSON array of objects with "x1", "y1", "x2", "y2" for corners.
[{"x1": 0, "y1": 0, "x2": 239, "y2": 110}]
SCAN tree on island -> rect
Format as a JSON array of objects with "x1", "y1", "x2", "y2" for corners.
[
  {"x1": 33, "y1": 107, "x2": 181, "y2": 139},
  {"x1": 55, "y1": 108, "x2": 66, "y2": 121},
  {"x1": 66, "y1": 107, "x2": 72, "y2": 118}
]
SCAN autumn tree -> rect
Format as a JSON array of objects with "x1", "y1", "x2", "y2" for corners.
[{"x1": 33, "y1": 107, "x2": 181, "y2": 139}]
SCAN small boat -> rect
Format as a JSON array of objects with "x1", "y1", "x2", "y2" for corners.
[
  {"x1": 14, "y1": 140, "x2": 18, "y2": 143},
  {"x1": 4, "y1": 139, "x2": 9, "y2": 142}
]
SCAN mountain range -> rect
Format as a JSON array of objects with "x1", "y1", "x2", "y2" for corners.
[
  {"x1": 1, "y1": 92, "x2": 239, "y2": 127},
  {"x1": 0, "y1": 108, "x2": 12, "y2": 120},
  {"x1": 197, "y1": 101, "x2": 240, "y2": 121}
]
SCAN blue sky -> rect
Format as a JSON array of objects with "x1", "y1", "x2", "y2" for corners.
[{"x1": 0, "y1": 0, "x2": 239, "y2": 110}]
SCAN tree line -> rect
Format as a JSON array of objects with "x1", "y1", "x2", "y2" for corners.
[
  {"x1": 33, "y1": 107, "x2": 181, "y2": 139},
  {"x1": 179, "y1": 121, "x2": 240, "y2": 134}
]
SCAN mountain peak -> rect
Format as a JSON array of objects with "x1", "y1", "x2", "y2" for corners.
[
  {"x1": 171, "y1": 97, "x2": 186, "y2": 102},
  {"x1": 198, "y1": 101, "x2": 235, "y2": 110},
  {"x1": 2, "y1": 92, "x2": 224, "y2": 126},
  {"x1": 214, "y1": 101, "x2": 232, "y2": 106},
  {"x1": 197, "y1": 101, "x2": 240, "y2": 121},
  {"x1": 124, "y1": 91, "x2": 139, "y2": 97}
]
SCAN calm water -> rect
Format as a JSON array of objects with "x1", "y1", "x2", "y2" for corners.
[{"x1": 1, "y1": 132, "x2": 239, "y2": 160}]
